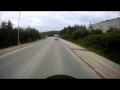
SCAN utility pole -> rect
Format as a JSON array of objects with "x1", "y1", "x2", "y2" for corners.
[
  {"x1": 18, "y1": 11, "x2": 21, "y2": 45},
  {"x1": 41, "y1": 26, "x2": 42, "y2": 39},
  {"x1": 0, "y1": 11, "x2": 1, "y2": 28},
  {"x1": 46, "y1": 31, "x2": 47, "y2": 37},
  {"x1": 119, "y1": 12, "x2": 120, "y2": 17}
]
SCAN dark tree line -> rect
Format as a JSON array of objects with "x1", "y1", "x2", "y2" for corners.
[
  {"x1": 60, "y1": 24, "x2": 120, "y2": 64},
  {"x1": 42, "y1": 31, "x2": 60, "y2": 37},
  {"x1": 0, "y1": 20, "x2": 41, "y2": 48}
]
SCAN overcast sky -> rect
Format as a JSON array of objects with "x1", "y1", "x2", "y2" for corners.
[{"x1": 0, "y1": 11, "x2": 120, "y2": 32}]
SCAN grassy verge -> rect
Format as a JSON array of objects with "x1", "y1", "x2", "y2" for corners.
[{"x1": 67, "y1": 39, "x2": 120, "y2": 65}]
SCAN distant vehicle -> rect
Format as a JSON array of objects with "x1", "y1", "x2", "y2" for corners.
[{"x1": 54, "y1": 34, "x2": 58, "y2": 40}]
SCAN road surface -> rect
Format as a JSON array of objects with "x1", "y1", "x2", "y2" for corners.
[{"x1": 0, "y1": 37, "x2": 100, "y2": 79}]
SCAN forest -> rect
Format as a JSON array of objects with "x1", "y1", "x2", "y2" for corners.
[
  {"x1": 42, "y1": 31, "x2": 60, "y2": 37},
  {"x1": 60, "y1": 24, "x2": 120, "y2": 64},
  {"x1": 0, "y1": 20, "x2": 60, "y2": 49},
  {"x1": 0, "y1": 20, "x2": 41, "y2": 48}
]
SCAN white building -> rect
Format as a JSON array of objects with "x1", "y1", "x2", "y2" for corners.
[
  {"x1": 92, "y1": 17, "x2": 120, "y2": 32},
  {"x1": 54, "y1": 34, "x2": 58, "y2": 37}
]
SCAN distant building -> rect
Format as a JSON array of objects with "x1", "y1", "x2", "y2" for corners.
[
  {"x1": 92, "y1": 17, "x2": 120, "y2": 32},
  {"x1": 54, "y1": 34, "x2": 58, "y2": 37}
]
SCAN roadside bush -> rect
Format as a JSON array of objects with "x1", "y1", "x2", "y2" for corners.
[
  {"x1": 72, "y1": 28, "x2": 89, "y2": 40},
  {"x1": 90, "y1": 29, "x2": 103, "y2": 35},
  {"x1": 103, "y1": 29, "x2": 120, "y2": 49}
]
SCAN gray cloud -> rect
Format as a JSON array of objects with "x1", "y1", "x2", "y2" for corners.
[{"x1": 0, "y1": 11, "x2": 120, "y2": 32}]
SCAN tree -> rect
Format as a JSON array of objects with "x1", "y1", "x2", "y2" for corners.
[
  {"x1": 0, "y1": 20, "x2": 41, "y2": 48},
  {"x1": 7, "y1": 20, "x2": 13, "y2": 29},
  {"x1": 90, "y1": 29, "x2": 103, "y2": 35},
  {"x1": 1, "y1": 21, "x2": 7, "y2": 29},
  {"x1": 72, "y1": 28, "x2": 89, "y2": 40},
  {"x1": 88, "y1": 22, "x2": 93, "y2": 30}
]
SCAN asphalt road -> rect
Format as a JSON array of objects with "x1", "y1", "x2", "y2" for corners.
[{"x1": 0, "y1": 37, "x2": 100, "y2": 79}]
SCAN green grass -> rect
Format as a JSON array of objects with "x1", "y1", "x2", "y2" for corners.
[{"x1": 68, "y1": 39, "x2": 120, "y2": 65}]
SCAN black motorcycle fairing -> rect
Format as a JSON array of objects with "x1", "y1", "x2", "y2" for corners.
[{"x1": 46, "y1": 74, "x2": 76, "y2": 79}]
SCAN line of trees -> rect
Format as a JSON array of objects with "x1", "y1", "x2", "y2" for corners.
[
  {"x1": 60, "y1": 24, "x2": 120, "y2": 64},
  {"x1": 0, "y1": 20, "x2": 41, "y2": 48},
  {"x1": 42, "y1": 31, "x2": 60, "y2": 37}
]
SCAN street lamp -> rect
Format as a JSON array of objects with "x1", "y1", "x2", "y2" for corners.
[
  {"x1": 46, "y1": 31, "x2": 47, "y2": 37},
  {"x1": 119, "y1": 12, "x2": 120, "y2": 17},
  {"x1": 41, "y1": 26, "x2": 42, "y2": 39},
  {"x1": 18, "y1": 11, "x2": 21, "y2": 45}
]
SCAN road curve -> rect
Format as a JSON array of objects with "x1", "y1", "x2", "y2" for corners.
[{"x1": 0, "y1": 37, "x2": 100, "y2": 79}]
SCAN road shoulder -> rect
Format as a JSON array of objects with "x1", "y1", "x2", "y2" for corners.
[
  {"x1": 0, "y1": 39, "x2": 46, "y2": 56},
  {"x1": 60, "y1": 38, "x2": 120, "y2": 79}
]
